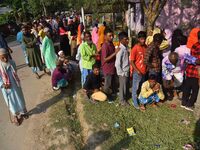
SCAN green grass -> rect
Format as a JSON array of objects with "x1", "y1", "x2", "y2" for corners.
[
  {"x1": 49, "y1": 96, "x2": 83, "y2": 150},
  {"x1": 83, "y1": 99, "x2": 200, "y2": 150}
]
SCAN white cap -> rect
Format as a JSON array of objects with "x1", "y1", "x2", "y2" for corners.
[{"x1": 43, "y1": 27, "x2": 49, "y2": 33}]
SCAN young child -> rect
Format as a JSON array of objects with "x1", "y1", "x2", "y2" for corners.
[
  {"x1": 130, "y1": 31, "x2": 147, "y2": 109},
  {"x1": 115, "y1": 31, "x2": 130, "y2": 106},
  {"x1": 58, "y1": 50, "x2": 66, "y2": 61},
  {"x1": 138, "y1": 74, "x2": 165, "y2": 111},
  {"x1": 63, "y1": 57, "x2": 74, "y2": 81},
  {"x1": 83, "y1": 64, "x2": 106, "y2": 102}
]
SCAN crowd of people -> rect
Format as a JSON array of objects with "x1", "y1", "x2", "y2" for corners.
[{"x1": 0, "y1": 12, "x2": 199, "y2": 125}]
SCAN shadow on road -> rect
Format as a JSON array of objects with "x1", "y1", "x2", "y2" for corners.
[{"x1": 28, "y1": 91, "x2": 63, "y2": 115}]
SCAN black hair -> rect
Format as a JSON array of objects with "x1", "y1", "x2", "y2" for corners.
[
  {"x1": 103, "y1": 21, "x2": 106, "y2": 26},
  {"x1": 177, "y1": 35, "x2": 187, "y2": 45},
  {"x1": 153, "y1": 33, "x2": 164, "y2": 43},
  {"x1": 104, "y1": 28, "x2": 113, "y2": 35},
  {"x1": 138, "y1": 31, "x2": 147, "y2": 39},
  {"x1": 84, "y1": 31, "x2": 91, "y2": 36},
  {"x1": 92, "y1": 63, "x2": 100, "y2": 70},
  {"x1": 118, "y1": 31, "x2": 128, "y2": 41},
  {"x1": 198, "y1": 30, "x2": 200, "y2": 40},
  {"x1": 148, "y1": 74, "x2": 157, "y2": 80}
]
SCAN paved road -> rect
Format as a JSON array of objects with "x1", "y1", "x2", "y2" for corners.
[{"x1": 0, "y1": 41, "x2": 51, "y2": 150}]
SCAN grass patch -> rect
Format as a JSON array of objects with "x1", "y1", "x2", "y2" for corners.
[
  {"x1": 83, "y1": 99, "x2": 200, "y2": 150},
  {"x1": 49, "y1": 96, "x2": 83, "y2": 150}
]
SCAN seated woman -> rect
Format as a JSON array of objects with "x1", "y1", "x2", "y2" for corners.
[
  {"x1": 138, "y1": 74, "x2": 165, "y2": 111},
  {"x1": 83, "y1": 64, "x2": 107, "y2": 102},
  {"x1": 52, "y1": 60, "x2": 68, "y2": 90}
]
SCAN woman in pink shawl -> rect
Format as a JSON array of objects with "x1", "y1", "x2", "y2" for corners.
[{"x1": 92, "y1": 23, "x2": 99, "y2": 48}]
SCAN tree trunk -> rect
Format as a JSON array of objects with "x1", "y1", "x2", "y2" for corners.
[{"x1": 41, "y1": 0, "x2": 47, "y2": 16}]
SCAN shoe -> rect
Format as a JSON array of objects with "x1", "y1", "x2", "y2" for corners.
[
  {"x1": 180, "y1": 105, "x2": 186, "y2": 109},
  {"x1": 184, "y1": 107, "x2": 194, "y2": 112}
]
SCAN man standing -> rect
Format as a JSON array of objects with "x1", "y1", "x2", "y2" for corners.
[
  {"x1": 42, "y1": 28, "x2": 57, "y2": 74},
  {"x1": 130, "y1": 31, "x2": 147, "y2": 109},
  {"x1": 0, "y1": 48, "x2": 28, "y2": 126},
  {"x1": 101, "y1": 28, "x2": 119, "y2": 102},
  {"x1": 115, "y1": 32, "x2": 130, "y2": 106},
  {"x1": 144, "y1": 33, "x2": 163, "y2": 80},
  {"x1": 182, "y1": 31, "x2": 200, "y2": 111},
  {"x1": 80, "y1": 31, "x2": 97, "y2": 85}
]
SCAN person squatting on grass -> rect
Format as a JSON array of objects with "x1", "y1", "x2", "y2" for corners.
[
  {"x1": 83, "y1": 63, "x2": 107, "y2": 102},
  {"x1": 138, "y1": 74, "x2": 165, "y2": 111}
]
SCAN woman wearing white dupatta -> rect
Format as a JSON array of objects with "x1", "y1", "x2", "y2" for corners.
[{"x1": 0, "y1": 48, "x2": 28, "y2": 126}]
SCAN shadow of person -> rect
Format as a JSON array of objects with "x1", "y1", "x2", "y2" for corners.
[
  {"x1": 82, "y1": 130, "x2": 111, "y2": 150},
  {"x1": 109, "y1": 136, "x2": 132, "y2": 150},
  {"x1": 28, "y1": 91, "x2": 63, "y2": 115},
  {"x1": 194, "y1": 119, "x2": 200, "y2": 149}
]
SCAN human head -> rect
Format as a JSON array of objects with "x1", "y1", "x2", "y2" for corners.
[
  {"x1": 148, "y1": 74, "x2": 157, "y2": 88},
  {"x1": 153, "y1": 33, "x2": 164, "y2": 47},
  {"x1": 92, "y1": 63, "x2": 100, "y2": 75},
  {"x1": 44, "y1": 27, "x2": 51, "y2": 37},
  {"x1": 21, "y1": 25, "x2": 28, "y2": 35},
  {"x1": 104, "y1": 28, "x2": 113, "y2": 42},
  {"x1": 137, "y1": 31, "x2": 147, "y2": 45},
  {"x1": 103, "y1": 21, "x2": 106, "y2": 26},
  {"x1": 58, "y1": 50, "x2": 65, "y2": 58},
  {"x1": 84, "y1": 31, "x2": 92, "y2": 45},
  {"x1": 169, "y1": 52, "x2": 179, "y2": 66},
  {"x1": 177, "y1": 35, "x2": 187, "y2": 45},
  {"x1": 94, "y1": 23, "x2": 98, "y2": 28},
  {"x1": 0, "y1": 48, "x2": 8, "y2": 63},
  {"x1": 56, "y1": 59, "x2": 63, "y2": 70},
  {"x1": 118, "y1": 31, "x2": 129, "y2": 47}
]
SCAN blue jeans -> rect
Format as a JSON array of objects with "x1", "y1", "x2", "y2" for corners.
[
  {"x1": 82, "y1": 68, "x2": 92, "y2": 87},
  {"x1": 132, "y1": 72, "x2": 142, "y2": 108},
  {"x1": 139, "y1": 93, "x2": 160, "y2": 104}
]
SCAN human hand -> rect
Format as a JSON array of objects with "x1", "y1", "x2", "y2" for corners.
[
  {"x1": 94, "y1": 89, "x2": 99, "y2": 93},
  {"x1": 115, "y1": 47, "x2": 120, "y2": 54},
  {"x1": 153, "y1": 84, "x2": 160, "y2": 92}
]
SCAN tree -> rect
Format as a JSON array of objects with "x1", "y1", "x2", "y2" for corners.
[{"x1": 140, "y1": 0, "x2": 167, "y2": 35}]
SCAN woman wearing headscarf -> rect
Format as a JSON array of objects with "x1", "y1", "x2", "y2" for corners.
[
  {"x1": 22, "y1": 25, "x2": 46, "y2": 79},
  {"x1": 0, "y1": 48, "x2": 28, "y2": 126}
]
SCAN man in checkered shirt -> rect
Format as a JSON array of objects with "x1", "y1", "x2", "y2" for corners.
[{"x1": 181, "y1": 30, "x2": 200, "y2": 111}]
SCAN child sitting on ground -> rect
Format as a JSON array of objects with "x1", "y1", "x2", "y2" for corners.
[
  {"x1": 52, "y1": 60, "x2": 68, "y2": 90},
  {"x1": 83, "y1": 64, "x2": 107, "y2": 102},
  {"x1": 138, "y1": 74, "x2": 165, "y2": 111},
  {"x1": 58, "y1": 50, "x2": 66, "y2": 61}
]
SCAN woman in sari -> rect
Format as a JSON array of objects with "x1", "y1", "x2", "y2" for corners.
[{"x1": 0, "y1": 48, "x2": 28, "y2": 126}]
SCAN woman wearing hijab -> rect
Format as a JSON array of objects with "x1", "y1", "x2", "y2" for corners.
[
  {"x1": 22, "y1": 25, "x2": 46, "y2": 79},
  {"x1": 0, "y1": 48, "x2": 28, "y2": 126}
]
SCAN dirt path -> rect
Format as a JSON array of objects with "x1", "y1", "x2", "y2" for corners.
[{"x1": 0, "y1": 42, "x2": 56, "y2": 150}]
